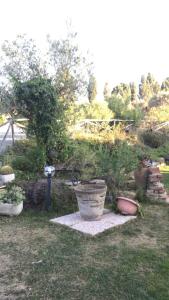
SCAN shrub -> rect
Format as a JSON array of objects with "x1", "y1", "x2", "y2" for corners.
[
  {"x1": 12, "y1": 146, "x2": 46, "y2": 173},
  {"x1": 26, "y1": 147, "x2": 46, "y2": 172},
  {"x1": 12, "y1": 156, "x2": 32, "y2": 172},
  {"x1": 12, "y1": 139, "x2": 36, "y2": 155},
  {"x1": 96, "y1": 141, "x2": 139, "y2": 191},
  {"x1": 0, "y1": 165, "x2": 14, "y2": 175},
  {"x1": 139, "y1": 130, "x2": 167, "y2": 148},
  {"x1": 124, "y1": 106, "x2": 144, "y2": 125},
  {"x1": 84, "y1": 101, "x2": 114, "y2": 120},
  {"x1": 0, "y1": 185, "x2": 25, "y2": 204},
  {"x1": 145, "y1": 105, "x2": 169, "y2": 125},
  {"x1": 72, "y1": 123, "x2": 127, "y2": 144},
  {"x1": 66, "y1": 143, "x2": 98, "y2": 180},
  {"x1": 107, "y1": 96, "x2": 129, "y2": 118},
  {"x1": 135, "y1": 188, "x2": 148, "y2": 203},
  {"x1": 145, "y1": 142, "x2": 169, "y2": 161}
]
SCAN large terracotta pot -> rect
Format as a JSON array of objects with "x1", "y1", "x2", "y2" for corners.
[
  {"x1": 74, "y1": 183, "x2": 107, "y2": 220},
  {"x1": 117, "y1": 197, "x2": 139, "y2": 215}
]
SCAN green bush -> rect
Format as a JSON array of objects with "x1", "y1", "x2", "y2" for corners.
[
  {"x1": 26, "y1": 147, "x2": 46, "y2": 172},
  {"x1": 136, "y1": 187, "x2": 148, "y2": 203},
  {"x1": 0, "y1": 185, "x2": 25, "y2": 204},
  {"x1": 139, "y1": 130, "x2": 167, "y2": 148},
  {"x1": 12, "y1": 156, "x2": 32, "y2": 172},
  {"x1": 66, "y1": 143, "x2": 98, "y2": 180},
  {"x1": 96, "y1": 141, "x2": 139, "y2": 191},
  {"x1": 12, "y1": 139, "x2": 36, "y2": 155},
  {"x1": 146, "y1": 142, "x2": 169, "y2": 161},
  {"x1": 12, "y1": 146, "x2": 46, "y2": 173},
  {"x1": 0, "y1": 165, "x2": 14, "y2": 175}
]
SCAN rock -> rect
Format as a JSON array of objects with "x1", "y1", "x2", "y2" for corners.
[
  {"x1": 128, "y1": 171, "x2": 135, "y2": 180},
  {"x1": 126, "y1": 180, "x2": 136, "y2": 190},
  {"x1": 148, "y1": 167, "x2": 160, "y2": 174}
]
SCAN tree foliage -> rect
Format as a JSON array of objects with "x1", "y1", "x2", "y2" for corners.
[
  {"x1": 130, "y1": 82, "x2": 137, "y2": 102},
  {"x1": 14, "y1": 76, "x2": 66, "y2": 162},
  {"x1": 161, "y1": 77, "x2": 169, "y2": 91},
  {"x1": 84, "y1": 101, "x2": 113, "y2": 120},
  {"x1": 107, "y1": 96, "x2": 130, "y2": 119},
  {"x1": 48, "y1": 30, "x2": 91, "y2": 103},
  {"x1": 111, "y1": 83, "x2": 131, "y2": 100},
  {"x1": 103, "y1": 82, "x2": 111, "y2": 100},
  {"x1": 87, "y1": 75, "x2": 97, "y2": 102},
  {"x1": 139, "y1": 73, "x2": 160, "y2": 103},
  {"x1": 0, "y1": 31, "x2": 92, "y2": 115},
  {"x1": 0, "y1": 34, "x2": 45, "y2": 81}
]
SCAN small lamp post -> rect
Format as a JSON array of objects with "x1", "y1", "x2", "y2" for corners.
[{"x1": 44, "y1": 165, "x2": 55, "y2": 210}]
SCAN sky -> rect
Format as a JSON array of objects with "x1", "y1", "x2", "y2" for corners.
[{"x1": 0, "y1": 0, "x2": 169, "y2": 99}]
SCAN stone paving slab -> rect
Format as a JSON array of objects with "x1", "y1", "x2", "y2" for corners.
[{"x1": 50, "y1": 210, "x2": 136, "y2": 236}]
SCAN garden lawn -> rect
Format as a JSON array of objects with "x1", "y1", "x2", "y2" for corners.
[
  {"x1": 1, "y1": 204, "x2": 169, "y2": 300},
  {"x1": 1, "y1": 167, "x2": 169, "y2": 300}
]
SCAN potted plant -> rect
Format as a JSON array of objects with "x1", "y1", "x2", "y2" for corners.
[
  {"x1": 0, "y1": 185, "x2": 25, "y2": 216},
  {"x1": 0, "y1": 165, "x2": 15, "y2": 184}
]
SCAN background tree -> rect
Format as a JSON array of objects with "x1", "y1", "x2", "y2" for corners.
[
  {"x1": 47, "y1": 30, "x2": 91, "y2": 103},
  {"x1": 161, "y1": 77, "x2": 169, "y2": 91},
  {"x1": 130, "y1": 82, "x2": 137, "y2": 102},
  {"x1": 139, "y1": 73, "x2": 160, "y2": 102},
  {"x1": 0, "y1": 34, "x2": 47, "y2": 116},
  {"x1": 107, "y1": 83, "x2": 131, "y2": 118},
  {"x1": 103, "y1": 82, "x2": 111, "y2": 100},
  {"x1": 111, "y1": 83, "x2": 131, "y2": 100},
  {"x1": 0, "y1": 34, "x2": 46, "y2": 82},
  {"x1": 0, "y1": 30, "x2": 92, "y2": 114},
  {"x1": 87, "y1": 75, "x2": 97, "y2": 102}
]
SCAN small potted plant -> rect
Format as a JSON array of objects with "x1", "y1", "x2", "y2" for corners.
[
  {"x1": 0, "y1": 165, "x2": 15, "y2": 184},
  {"x1": 0, "y1": 185, "x2": 25, "y2": 216}
]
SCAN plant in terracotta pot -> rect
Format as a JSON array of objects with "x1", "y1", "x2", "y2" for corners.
[
  {"x1": 0, "y1": 165, "x2": 15, "y2": 184},
  {"x1": 0, "y1": 185, "x2": 25, "y2": 216}
]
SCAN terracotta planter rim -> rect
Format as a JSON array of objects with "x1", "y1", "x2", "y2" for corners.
[
  {"x1": 117, "y1": 196, "x2": 140, "y2": 207},
  {"x1": 74, "y1": 183, "x2": 106, "y2": 194}
]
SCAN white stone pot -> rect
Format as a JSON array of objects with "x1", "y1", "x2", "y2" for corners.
[
  {"x1": 0, "y1": 173, "x2": 15, "y2": 184},
  {"x1": 74, "y1": 184, "x2": 107, "y2": 221},
  {"x1": 0, "y1": 201, "x2": 23, "y2": 216}
]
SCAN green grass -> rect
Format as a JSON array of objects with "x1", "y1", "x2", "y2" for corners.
[
  {"x1": 160, "y1": 165, "x2": 169, "y2": 192},
  {"x1": 1, "y1": 170, "x2": 169, "y2": 299},
  {"x1": 1, "y1": 205, "x2": 169, "y2": 300}
]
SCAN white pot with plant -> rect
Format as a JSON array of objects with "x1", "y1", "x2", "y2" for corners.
[
  {"x1": 0, "y1": 165, "x2": 15, "y2": 184},
  {"x1": 0, "y1": 185, "x2": 25, "y2": 216}
]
